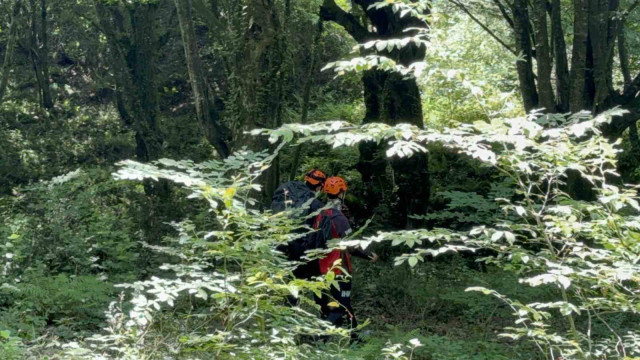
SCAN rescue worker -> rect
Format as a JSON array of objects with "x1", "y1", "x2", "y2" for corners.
[
  {"x1": 271, "y1": 168, "x2": 327, "y2": 227},
  {"x1": 272, "y1": 168, "x2": 328, "y2": 285},
  {"x1": 313, "y1": 176, "x2": 378, "y2": 334}
]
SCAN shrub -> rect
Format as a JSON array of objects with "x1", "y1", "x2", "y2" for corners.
[
  {"x1": 59, "y1": 151, "x2": 352, "y2": 359},
  {"x1": 0, "y1": 273, "x2": 113, "y2": 340},
  {"x1": 258, "y1": 109, "x2": 640, "y2": 359},
  {"x1": 0, "y1": 330, "x2": 25, "y2": 360}
]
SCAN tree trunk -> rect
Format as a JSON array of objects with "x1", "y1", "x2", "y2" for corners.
[
  {"x1": 513, "y1": 0, "x2": 538, "y2": 112},
  {"x1": 467, "y1": 0, "x2": 640, "y2": 139},
  {"x1": 551, "y1": 0, "x2": 570, "y2": 112},
  {"x1": 94, "y1": 2, "x2": 172, "y2": 252},
  {"x1": 290, "y1": 20, "x2": 323, "y2": 181},
  {"x1": 0, "y1": 1, "x2": 21, "y2": 103},
  {"x1": 531, "y1": 0, "x2": 555, "y2": 112},
  {"x1": 222, "y1": 0, "x2": 286, "y2": 204},
  {"x1": 629, "y1": 120, "x2": 639, "y2": 151},
  {"x1": 174, "y1": 0, "x2": 230, "y2": 159},
  {"x1": 322, "y1": 0, "x2": 430, "y2": 228},
  {"x1": 570, "y1": 0, "x2": 589, "y2": 112},
  {"x1": 356, "y1": 70, "x2": 388, "y2": 206},
  {"x1": 95, "y1": 2, "x2": 164, "y2": 163},
  {"x1": 605, "y1": 0, "x2": 619, "y2": 96},
  {"x1": 129, "y1": 4, "x2": 162, "y2": 163},
  {"x1": 28, "y1": 0, "x2": 53, "y2": 110},
  {"x1": 588, "y1": 0, "x2": 609, "y2": 113},
  {"x1": 38, "y1": 0, "x2": 53, "y2": 109}
]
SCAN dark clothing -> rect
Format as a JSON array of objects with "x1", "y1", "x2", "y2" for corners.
[
  {"x1": 272, "y1": 180, "x2": 324, "y2": 263},
  {"x1": 306, "y1": 198, "x2": 324, "y2": 227},
  {"x1": 289, "y1": 194, "x2": 323, "y2": 278},
  {"x1": 270, "y1": 180, "x2": 324, "y2": 230},
  {"x1": 315, "y1": 277, "x2": 356, "y2": 329},
  {"x1": 292, "y1": 258, "x2": 320, "y2": 279},
  {"x1": 273, "y1": 181, "x2": 324, "y2": 308},
  {"x1": 271, "y1": 181, "x2": 320, "y2": 214}
]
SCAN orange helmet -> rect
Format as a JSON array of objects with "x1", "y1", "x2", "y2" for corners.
[
  {"x1": 304, "y1": 168, "x2": 327, "y2": 186},
  {"x1": 323, "y1": 176, "x2": 348, "y2": 195}
]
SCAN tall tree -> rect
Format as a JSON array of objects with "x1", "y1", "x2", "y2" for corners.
[
  {"x1": 94, "y1": 0, "x2": 177, "y2": 248},
  {"x1": 455, "y1": 0, "x2": 640, "y2": 139},
  {"x1": 194, "y1": 0, "x2": 291, "y2": 203},
  {"x1": 94, "y1": 0, "x2": 164, "y2": 163},
  {"x1": 174, "y1": 0, "x2": 231, "y2": 159},
  {"x1": 289, "y1": 19, "x2": 324, "y2": 181},
  {"x1": 320, "y1": 0, "x2": 430, "y2": 228},
  {"x1": 0, "y1": 0, "x2": 21, "y2": 103},
  {"x1": 27, "y1": 0, "x2": 54, "y2": 110}
]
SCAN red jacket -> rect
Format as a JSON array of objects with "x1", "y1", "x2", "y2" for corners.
[{"x1": 313, "y1": 208, "x2": 356, "y2": 275}]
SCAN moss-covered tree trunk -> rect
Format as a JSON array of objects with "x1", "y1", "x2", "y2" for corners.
[
  {"x1": 94, "y1": 1, "x2": 172, "y2": 253},
  {"x1": 174, "y1": 0, "x2": 230, "y2": 159},
  {"x1": 289, "y1": 20, "x2": 323, "y2": 181},
  {"x1": 128, "y1": 4, "x2": 163, "y2": 163},
  {"x1": 95, "y1": 2, "x2": 163, "y2": 163},
  {"x1": 224, "y1": 0, "x2": 287, "y2": 205},
  {"x1": 321, "y1": 0, "x2": 430, "y2": 228}
]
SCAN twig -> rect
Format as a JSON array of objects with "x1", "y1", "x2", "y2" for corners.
[{"x1": 448, "y1": 0, "x2": 517, "y2": 55}]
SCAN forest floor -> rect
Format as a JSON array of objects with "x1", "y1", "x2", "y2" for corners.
[{"x1": 326, "y1": 256, "x2": 545, "y2": 359}]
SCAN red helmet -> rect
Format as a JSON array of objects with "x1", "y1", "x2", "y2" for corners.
[
  {"x1": 323, "y1": 176, "x2": 348, "y2": 195},
  {"x1": 304, "y1": 168, "x2": 327, "y2": 186}
]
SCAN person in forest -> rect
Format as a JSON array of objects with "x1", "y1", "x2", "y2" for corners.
[
  {"x1": 271, "y1": 168, "x2": 327, "y2": 278},
  {"x1": 271, "y1": 168, "x2": 326, "y2": 225},
  {"x1": 313, "y1": 176, "x2": 378, "y2": 335}
]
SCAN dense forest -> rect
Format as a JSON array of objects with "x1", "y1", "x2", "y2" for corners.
[{"x1": 1, "y1": 0, "x2": 640, "y2": 359}]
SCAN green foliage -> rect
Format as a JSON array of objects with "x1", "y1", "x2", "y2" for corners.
[
  {"x1": 0, "y1": 273, "x2": 113, "y2": 340},
  {"x1": 421, "y1": 2, "x2": 522, "y2": 127},
  {"x1": 416, "y1": 182, "x2": 513, "y2": 228},
  {"x1": 57, "y1": 150, "x2": 354, "y2": 359},
  {"x1": 0, "y1": 167, "x2": 141, "y2": 281},
  {"x1": 0, "y1": 102, "x2": 133, "y2": 192},
  {"x1": 3, "y1": 0, "x2": 640, "y2": 358},
  {"x1": 342, "y1": 328, "x2": 526, "y2": 360},
  {"x1": 257, "y1": 107, "x2": 640, "y2": 359},
  {"x1": 616, "y1": 128, "x2": 640, "y2": 184},
  {"x1": 0, "y1": 330, "x2": 25, "y2": 360}
]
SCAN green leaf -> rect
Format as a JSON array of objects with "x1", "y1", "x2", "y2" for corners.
[{"x1": 408, "y1": 257, "x2": 418, "y2": 267}]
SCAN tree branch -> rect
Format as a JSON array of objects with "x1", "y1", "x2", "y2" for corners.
[
  {"x1": 449, "y1": 0, "x2": 516, "y2": 55},
  {"x1": 619, "y1": 26, "x2": 632, "y2": 88},
  {"x1": 320, "y1": 0, "x2": 372, "y2": 42},
  {"x1": 624, "y1": 0, "x2": 640, "y2": 18},
  {"x1": 491, "y1": 0, "x2": 514, "y2": 29}
]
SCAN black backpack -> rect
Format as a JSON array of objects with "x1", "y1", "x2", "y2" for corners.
[
  {"x1": 270, "y1": 181, "x2": 317, "y2": 215},
  {"x1": 287, "y1": 210, "x2": 342, "y2": 278},
  {"x1": 271, "y1": 181, "x2": 320, "y2": 260},
  {"x1": 308, "y1": 209, "x2": 341, "y2": 250}
]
